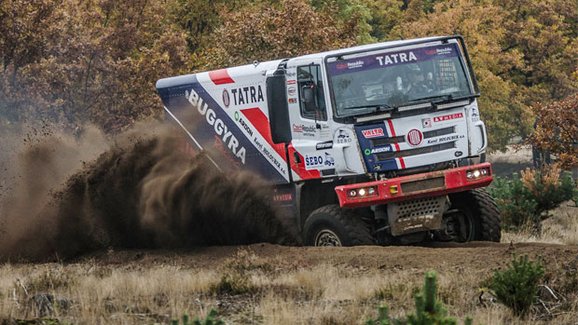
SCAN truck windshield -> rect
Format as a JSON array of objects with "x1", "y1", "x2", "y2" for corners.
[{"x1": 327, "y1": 43, "x2": 473, "y2": 118}]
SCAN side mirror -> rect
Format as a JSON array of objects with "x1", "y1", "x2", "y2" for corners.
[{"x1": 266, "y1": 72, "x2": 292, "y2": 144}]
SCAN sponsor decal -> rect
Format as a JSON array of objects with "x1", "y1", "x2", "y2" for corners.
[
  {"x1": 435, "y1": 47, "x2": 453, "y2": 55},
  {"x1": 376, "y1": 51, "x2": 417, "y2": 66},
  {"x1": 427, "y1": 134, "x2": 464, "y2": 145},
  {"x1": 222, "y1": 89, "x2": 230, "y2": 108},
  {"x1": 422, "y1": 118, "x2": 432, "y2": 128},
  {"x1": 316, "y1": 141, "x2": 333, "y2": 150},
  {"x1": 406, "y1": 129, "x2": 423, "y2": 146},
  {"x1": 305, "y1": 152, "x2": 335, "y2": 170},
  {"x1": 185, "y1": 88, "x2": 246, "y2": 164},
  {"x1": 433, "y1": 112, "x2": 464, "y2": 123},
  {"x1": 252, "y1": 136, "x2": 286, "y2": 175},
  {"x1": 230, "y1": 85, "x2": 264, "y2": 105},
  {"x1": 455, "y1": 151, "x2": 463, "y2": 157},
  {"x1": 335, "y1": 128, "x2": 353, "y2": 144},
  {"x1": 288, "y1": 98, "x2": 297, "y2": 104},
  {"x1": 263, "y1": 146, "x2": 283, "y2": 171},
  {"x1": 287, "y1": 86, "x2": 296, "y2": 96},
  {"x1": 234, "y1": 111, "x2": 254, "y2": 137},
  {"x1": 366, "y1": 146, "x2": 392, "y2": 155},
  {"x1": 336, "y1": 60, "x2": 365, "y2": 70},
  {"x1": 273, "y1": 193, "x2": 293, "y2": 202},
  {"x1": 293, "y1": 124, "x2": 317, "y2": 136},
  {"x1": 328, "y1": 44, "x2": 460, "y2": 77},
  {"x1": 425, "y1": 47, "x2": 453, "y2": 55},
  {"x1": 361, "y1": 128, "x2": 385, "y2": 139},
  {"x1": 287, "y1": 79, "x2": 296, "y2": 85},
  {"x1": 324, "y1": 152, "x2": 335, "y2": 166},
  {"x1": 305, "y1": 154, "x2": 324, "y2": 169},
  {"x1": 347, "y1": 60, "x2": 364, "y2": 69}
]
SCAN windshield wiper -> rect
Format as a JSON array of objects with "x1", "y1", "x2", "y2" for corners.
[
  {"x1": 345, "y1": 103, "x2": 395, "y2": 113},
  {"x1": 409, "y1": 94, "x2": 454, "y2": 104},
  {"x1": 409, "y1": 93, "x2": 477, "y2": 105}
]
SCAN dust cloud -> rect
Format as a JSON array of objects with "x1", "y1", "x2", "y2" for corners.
[{"x1": 0, "y1": 123, "x2": 296, "y2": 261}]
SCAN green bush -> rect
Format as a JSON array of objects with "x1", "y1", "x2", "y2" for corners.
[
  {"x1": 488, "y1": 166, "x2": 575, "y2": 229},
  {"x1": 489, "y1": 255, "x2": 544, "y2": 317},
  {"x1": 171, "y1": 309, "x2": 224, "y2": 325},
  {"x1": 488, "y1": 175, "x2": 538, "y2": 228},
  {"x1": 366, "y1": 271, "x2": 472, "y2": 325}
]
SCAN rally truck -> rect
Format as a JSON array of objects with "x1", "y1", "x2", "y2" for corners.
[{"x1": 156, "y1": 35, "x2": 500, "y2": 246}]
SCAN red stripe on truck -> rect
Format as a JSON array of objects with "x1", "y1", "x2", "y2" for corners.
[
  {"x1": 240, "y1": 108, "x2": 286, "y2": 161},
  {"x1": 241, "y1": 107, "x2": 321, "y2": 180},
  {"x1": 387, "y1": 119, "x2": 406, "y2": 169},
  {"x1": 208, "y1": 69, "x2": 235, "y2": 85}
]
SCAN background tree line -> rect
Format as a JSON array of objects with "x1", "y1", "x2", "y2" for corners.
[{"x1": 1, "y1": 0, "x2": 576, "y2": 155}]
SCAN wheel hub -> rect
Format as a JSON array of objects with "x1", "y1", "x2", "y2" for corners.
[
  {"x1": 315, "y1": 230, "x2": 342, "y2": 246},
  {"x1": 437, "y1": 210, "x2": 474, "y2": 242}
]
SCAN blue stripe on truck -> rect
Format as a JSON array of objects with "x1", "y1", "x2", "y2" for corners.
[{"x1": 157, "y1": 74, "x2": 289, "y2": 184}]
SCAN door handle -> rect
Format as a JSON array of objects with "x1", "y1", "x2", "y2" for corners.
[{"x1": 293, "y1": 152, "x2": 301, "y2": 164}]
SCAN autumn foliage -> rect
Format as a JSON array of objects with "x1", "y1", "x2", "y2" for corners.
[
  {"x1": 1, "y1": 0, "x2": 577, "y2": 151},
  {"x1": 532, "y1": 94, "x2": 578, "y2": 168}
]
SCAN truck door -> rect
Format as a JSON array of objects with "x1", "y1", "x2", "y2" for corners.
[{"x1": 285, "y1": 62, "x2": 336, "y2": 181}]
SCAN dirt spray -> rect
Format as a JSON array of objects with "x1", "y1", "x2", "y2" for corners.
[{"x1": 0, "y1": 123, "x2": 297, "y2": 261}]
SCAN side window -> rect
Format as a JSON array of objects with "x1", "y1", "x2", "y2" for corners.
[{"x1": 297, "y1": 65, "x2": 327, "y2": 121}]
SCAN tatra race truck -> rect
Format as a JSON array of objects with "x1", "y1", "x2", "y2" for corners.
[{"x1": 156, "y1": 35, "x2": 501, "y2": 246}]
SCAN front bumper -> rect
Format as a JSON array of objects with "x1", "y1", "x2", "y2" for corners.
[{"x1": 335, "y1": 162, "x2": 493, "y2": 208}]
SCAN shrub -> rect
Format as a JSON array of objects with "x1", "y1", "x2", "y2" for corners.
[
  {"x1": 171, "y1": 309, "x2": 224, "y2": 325},
  {"x1": 366, "y1": 271, "x2": 472, "y2": 325},
  {"x1": 488, "y1": 175, "x2": 538, "y2": 228},
  {"x1": 210, "y1": 272, "x2": 255, "y2": 295},
  {"x1": 520, "y1": 164, "x2": 575, "y2": 212},
  {"x1": 209, "y1": 249, "x2": 260, "y2": 295},
  {"x1": 489, "y1": 255, "x2": 544, "y2": 317},
  {"x1": 488, "y1": 165, "x2": 575, "y2": 229}
]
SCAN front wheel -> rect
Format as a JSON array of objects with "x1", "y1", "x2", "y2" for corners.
[
  {"x1": 303, "y1": 205, "x2": 374, "y2": 246},
  {"x1": 440, "y1": 189, "x2": 501, "y2": 242}
]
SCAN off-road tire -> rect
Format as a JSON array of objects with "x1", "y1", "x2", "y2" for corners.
[
  {"x1": 303, "y1": 204, "x2": 374, "y2": 246},
  {"x1": 450, "y1": 188, "x2": 501, "y2": 242}
]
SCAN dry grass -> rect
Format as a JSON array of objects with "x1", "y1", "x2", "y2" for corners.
[
  {"x1": 2, "y1": 201, "x2": 578, "y2": 324},
  {"x1": 502, "y1": 201, "x2": 578, "y2": 245},
  {"x1": 1, "y1": 249, "x2": 576, "y2": 325}
]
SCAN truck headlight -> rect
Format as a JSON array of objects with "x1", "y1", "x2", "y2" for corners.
[
  {"x1": 347, "y1": 186, "x2": 378, "y2": 198},
  {"x1": 466, "y1": 167, "x2": 489, "y2": 180}
]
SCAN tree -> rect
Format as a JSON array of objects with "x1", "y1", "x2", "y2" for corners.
[
  {"x1": 192, "y1": 0, "x2": 361, "y2": 70},
  {"x1": 0, "y1": 0, "x2": 189, "y2": 133},
  {"x1": 389, "y1": 0, "x2": 531, "y2": 151},
  {"x1": 532, "y1": 93, "x2": 578, "y2": 169}
]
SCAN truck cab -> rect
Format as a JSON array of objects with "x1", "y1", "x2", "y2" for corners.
[{"x1": 157, "y1": 35, "x2": 501, "y2": 246}]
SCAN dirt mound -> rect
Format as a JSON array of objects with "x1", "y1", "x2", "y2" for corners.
[
  {"x1": 0, "y1": 124, "x2": 295, "y2": 261},
  {"x1": 77, "y1": 241, "x2": 578, "y2": 271}
]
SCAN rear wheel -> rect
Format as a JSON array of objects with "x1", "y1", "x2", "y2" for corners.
[
  {"x1": 441, "y1": 189, "x2": 501, "y2": 242},
  {"x1": 303, "y1": 205, "x2": 374, "y2": 246}
]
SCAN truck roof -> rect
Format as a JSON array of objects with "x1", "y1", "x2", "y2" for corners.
[
  {"x1": 157, "y1": 36, "x2": 453, "y2": 88},
  {"x1": 293, "y1": 35, "x2": 450, "y2": 61}
]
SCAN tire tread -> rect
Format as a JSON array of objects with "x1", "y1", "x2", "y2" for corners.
[{"x1": 304, "y1": 204, "x2": 374, "y2": 246}]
